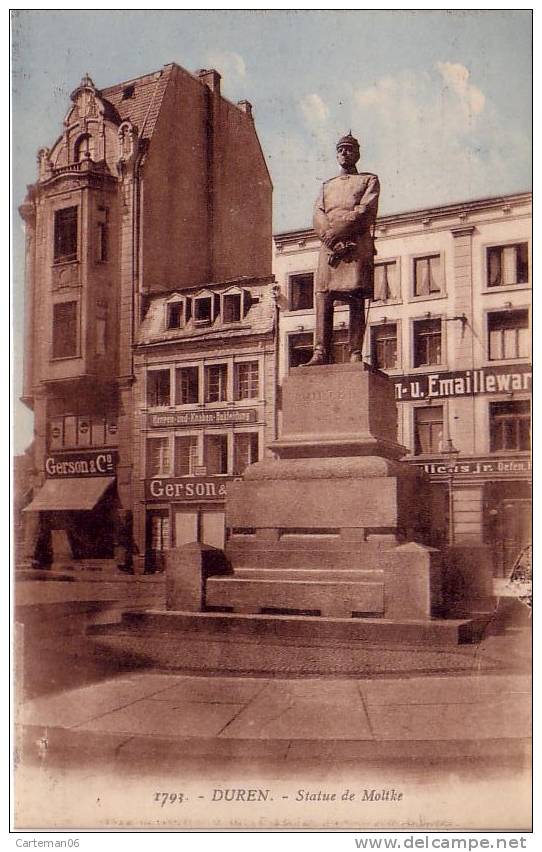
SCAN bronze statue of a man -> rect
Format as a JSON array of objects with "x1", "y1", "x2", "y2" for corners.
[{"x1": 307, "y1": 133, "x2": 380, "y2": 365}]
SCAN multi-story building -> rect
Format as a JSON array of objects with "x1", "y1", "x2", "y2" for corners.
[
  {"x1": 274, "y1": 191, "x2": 531, "y2": 577},
  {"x1": 132, "y1": 277, "x2": 276, "y2": 573},
  {"x1": 20, "y1": 63, "x2": 272, "y2": 569}
]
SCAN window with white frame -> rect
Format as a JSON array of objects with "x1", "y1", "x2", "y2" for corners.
[
  {"x1": 174, "y1": 435, "x2": 199, "y2": 476},
  {"x1": 52, "y1": 301, "x2": 78, "y2": 358},
  {"x1": 205, "y1": 363, "x2": 227, "y2": 402},
  {"x1": 371, "y1": 323, "x2": 398, "y2": 370},
  {"x1": 235, "y1": 361, "x2": 259, "y2": 400},
  {"x1": 487, "y1": 243, "x2": 529, "y2": 288},
  {"x1": 413, "y1": 318, "x2": 442, "y2": 367},
  {"x1": 222, "y1": 292, "x2": 242, "y2": 324},
  {"x1": 288, "y1": 332, "x2": 314, "y2": 369},
  {"x1": 490, "y1": 400, "x2": 530, "y2": 452},
  {"x1": 488, "y1": 310, "x2": 529, "y2": 361},
  {"x1": 54, "y1": 207, "x2": 78, "y2": 263},
  {"x1": 204, "y1": 434, "x2": 228, "y2": 474},
  {"x1": 175, "y1": 366, "x2": 199, "y2": 405},
  {"x1": 374, "y1": 261, "x2": 399, "y2": 301},
  {"x1": 289, "y1": 273, "x2": 314, "y2": 311},
  {"x1": 147, "y1": 369, "x2": 171, "y2": 407},
  {"x1": 194, "y1": 294, "x2": 213, "y2": 324},
  {"x1": 414, "y1": 406, "x2": 443, "y2": 455},
  {"x1": 146, "y1": 437, "x2": 171, "y2": 477},
  {"x1": 233, "y1": 433, "x2": 259, "y2": 475},
  {"x1": 414, "y1": 255, "x2": 443, "y2": 297},
  {"x1": 167, "y1": 300, "x2": 184, "y2": 329}
]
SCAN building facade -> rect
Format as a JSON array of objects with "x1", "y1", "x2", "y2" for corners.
[
  {"x1": 273, "y1": 192, "x2": 532, "y2": 577},
  {"x1": 132, "y1": 277, "x2": 277, "y2": 574},
  {"x1": 20, "y1": 63, "x2": 272, "y2": 569}
]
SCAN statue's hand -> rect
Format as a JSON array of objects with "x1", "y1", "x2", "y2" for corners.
[{"x1": 322, "y1": 229, "x2": 337, "y2": 249}]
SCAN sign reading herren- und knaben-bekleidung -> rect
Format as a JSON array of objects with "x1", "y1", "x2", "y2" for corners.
[
  {"x1": 145, "y1": 477, "x2": 234, "y2": 501},
  {"x1": 148, "y1": 409, "x2": 257, "y2": 428},
  {"x1": 45, "y1": 450, "x2": 118, "y2": 478},
  {"x1": 394, "y1": 364, "x2": 531, "y2": 401}
]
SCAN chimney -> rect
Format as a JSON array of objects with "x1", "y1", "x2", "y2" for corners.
[
  {"x1": 196, "y1": 68, "x2": 221, "y2": 95},
  {"x1": 237, "y1": 100, "x2": 253, "y2": 118}
]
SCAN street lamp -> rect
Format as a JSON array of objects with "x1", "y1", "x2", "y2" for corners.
[{"x1": 442, "y1": 438, "x2": 460, "y2": 547}]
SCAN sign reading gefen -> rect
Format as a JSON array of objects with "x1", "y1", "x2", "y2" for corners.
[
  {"x1": 45, "y1": 450, "x2": 118, "y2": 478},
  {"x1": 145, "y1": 476, "x2": 236, "y2": 501},
  {"x1": 148, "y1": 409, "x2": 257, "y2": 428},
  {"x1": 394, "y1": 364, "x2": 531, "y2": 401},
  {"x1": 412, "y1": 455, "x2": 531, "y2": 478}
]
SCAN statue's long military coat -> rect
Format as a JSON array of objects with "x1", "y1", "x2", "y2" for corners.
[{"x1": 313, "y1": 171, "x2": 380, "y2": 296}]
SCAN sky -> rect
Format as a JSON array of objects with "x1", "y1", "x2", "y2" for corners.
[{"x1": 11, "y1": 9, "x2": 532, "y2": 453}]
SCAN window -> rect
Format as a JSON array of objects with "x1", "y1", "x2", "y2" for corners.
[
  {"x1": 174, "y1": 436, "x2": 199, "y2": 476},
  {"x1": 488, "y1": 310, "x2": 529, "y2": 361},
  {"x1": 96, "y1": 303, "x2": 107, "y2": 356},
  {"x1": 490, "y1": 401, "x2": 530, "y2": 452},
  {"x1": 374, "y1": 261, "x2": 399, "y2": 301},
  {"x1": 414, "y1": 406, "x2": 443, "y2": 455},
  {"x1": 235, "y1": 361, "x2": 259, "y2": 400},
  {"x1": 288, "y1": 332, "x2": 314, "y2": 368},
  {"x1": 414, "y1": 255, "x2": 443, "y2": 297},
  {"x1": 289, "y1": 273, "x2": 314, "y2": 311},
  {"x1": 74, "y1": 134, "x2": 95, "y2": 162},
  {"x1": 147, "y1": 370, "x2": 170, "y2": 408},
  {"x1": 52, "y1": 301, "x2": 78, "y2": 358},
  {"x1": 223, "y1": 293, "x2": 242, "y2": 324},
  {"x1": 194, "y1": 296, "x2": 213, "y2": 324},
  {"x1": 205, "y1": 364, "x2": 227, "y2": 402},
  {"x1": 167, "y1": 301, "x2": 184, "y2": 329},
  {"x1": 146, "y1": 437, "x2": 171, "y2": 477},
  {"x1": 175, "y1": 366, "x2": 199, "y2": 405},
  {"x1": 414, "y1": 319, "x2": 442, "y2": 367},
  {"x1": 328, "y1": 329, "x2": 348, "y2": 364},
  {"x1": 48, "y1": 413, "x2": 117, "y2": 450},
  {"x1": 487, "y1": 244, "x2": 529, "y2": 288},
  {"x1": 54, "y1": 207, "x2": 78, "y2": 262},
  {"x1": 204, "y1": 434, "x2": 228, "y2": 474},
  {"x1": 96, "y1": 208, "x2": 108, "y2": 262},
  {"x1": 234, "y1": 433, "x2": 259, "y2": 475},
  {"x1": 149, "y1": 512, "x2": 170, "y2": 551},
  {"x1": 372, "y1": 323, "x2": 398, "y2": 370}
]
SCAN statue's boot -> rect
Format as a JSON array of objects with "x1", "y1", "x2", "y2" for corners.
[
  {"x1": 350, "y1": 350, "x2": 363, "y2": 363},
  {"x1": 306, "y1": 347, "x2": 328, "y2": 366}
]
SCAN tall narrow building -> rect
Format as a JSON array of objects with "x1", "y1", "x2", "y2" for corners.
[{"x1": 20, "y1": 63, "x2": 272, "y2": 570}]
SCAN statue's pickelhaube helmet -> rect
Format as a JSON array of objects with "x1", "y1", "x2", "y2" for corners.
[{"x1": 336, "y1": 131, "x2": 360, "y2": 152}]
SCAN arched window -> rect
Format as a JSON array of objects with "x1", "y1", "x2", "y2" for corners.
[{"x1": 74, "y1": 133, "x2": 95, "y2": 162}]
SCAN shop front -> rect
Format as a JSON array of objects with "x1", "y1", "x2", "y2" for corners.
[
  {"x1": 23, "y1": 450, "x2": 119, "y2": 566},
  {"x1": 144, "y1": 476, "x2": 234, "y2": 572}
]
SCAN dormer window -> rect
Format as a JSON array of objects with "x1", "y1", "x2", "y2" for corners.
[
  {"x1": 167, "y1": 301, "x2": 184, "y2": 329},
  {"x1": 74, "y1": 133, "x2": 95, "y2": 162},
  {"x1": 223, "y1": 293, "x2": 242, "y2": 324},
  {"x1": 194, "y1": 293, "x2": 214, "y2": 325}
]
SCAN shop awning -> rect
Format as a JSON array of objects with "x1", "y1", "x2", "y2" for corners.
[{"x1": 23, "y1": 477, "x2": 115, "y2": 512}]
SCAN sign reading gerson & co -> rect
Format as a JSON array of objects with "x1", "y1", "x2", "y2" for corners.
[{"x1": 45, "y1": 450, "x2": 118, "y2": 478}]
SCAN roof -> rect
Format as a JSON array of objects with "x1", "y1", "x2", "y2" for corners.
[
  {"x1": 100, "y1": 65, "x2": 174, "y2": 141},
  {"x1": 137, "y1": 281, "x2": 275, "y2": 347}
]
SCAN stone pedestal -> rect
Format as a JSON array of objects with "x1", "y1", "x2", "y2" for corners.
[{"x1": 207, "y1": 363, "x2": 442, "y2": 621}]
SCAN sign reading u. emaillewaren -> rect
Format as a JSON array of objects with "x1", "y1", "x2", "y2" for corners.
[
  {"x1": 45, "y1": 450, "x2": 118, "y2": 478},
  {"x1": 394, "y1": 364, "x2": 531, "y2": 401},
  {"x1": 145, "y1": 476, "x2": 234, "y2": 501},
  {"x1": 148, "y1": 408, "x2": 257, "y2": 428}
]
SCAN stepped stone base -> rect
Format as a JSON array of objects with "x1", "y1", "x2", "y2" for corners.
[{"x1": 88, "y1": 609, "x2": 490, "y2": 676}]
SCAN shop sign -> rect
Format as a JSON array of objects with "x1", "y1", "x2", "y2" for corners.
[
  {"x1": 145, "y1": 476, "x2": 235, "y2": 501},
  {"x1": 394, "y1": 364, "x2": 531, "y2": 402},
  {"x1": 45, "y1": 450, "x2": 118, "y2": 478},
  {"x1": 148, "y1": 409, "x2": 257, "y2": 428},
  {"x1": 412, "y1": 455, "x2": 531, "y2": 478}
]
